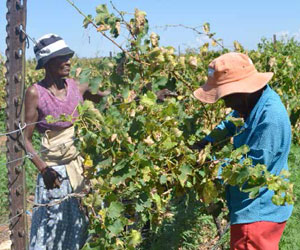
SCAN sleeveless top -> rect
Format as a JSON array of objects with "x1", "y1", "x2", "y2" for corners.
[{"x1": 33, "y1": 78, "x2": 84, "y2": 133}]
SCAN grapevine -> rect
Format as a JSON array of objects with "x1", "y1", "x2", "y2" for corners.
[{"x1": 0, "y1": 2, "x2": 299, "y2": 248}]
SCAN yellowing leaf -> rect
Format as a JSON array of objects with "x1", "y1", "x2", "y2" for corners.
[
  {"x1": 140, "y1": 92, "x2": 157, "y2": 106},
  {"x1": 97, "y1": 24, "x2": 111, "y2": 32},
  {"x1": 128, "y1": 230, "x2": 142, "y2": 247},
  {"x1": 268, "y1": 57, "x2": 276, "y2": 67},
  {"x1": 84, "y1": 155, "x2": 93, "y2": 168},
  {"x1": 142, "y1": 166, "x2": 151, "y2": 182},
  {"x1": 127, "y1": 136, "x2": 133, "y2": 144},
  {"x1": 178, "y1": 56, "x2": 186, "y2": 67},
  {"x1": 111, "y1": 133, "x2": 117, "y2": 142},
  {"x1": 75, "y1": 67, "x2": 82, "y2": 77},
  {"x1": 124, "y1": 90, "x2": 137, "y2": 103},
  {"x1": 150, "y1": 32, "x2": 160, "y2": 47},
  {"x1": 153, "y1": 131, "x2": 162, "y2": 141},
  {"x1": 172, "y1": 127, "x2": 183, "y2": 137},
  {"x1": 144, "y1": 135, "x2": 154, "y2": 146},
  {"x1": 116, "y1": 238, "x2": 124, "y2": 247},
  {"x1": 286, "y1": 58, "x2": 293, "y2": 67},
  {"x1": 200, "y1": 43, "x2": 209, "y2": 53},
  {"x1": 197, "y1": 150, "x2": 206, "y2": 166},
  {"x1": 203, "y1": 22, "x2": 210, "y2": 33},
  {"x1": 156, "y1": 54, "x2": 165, "y2": 63},
  {"x1": 134, "y1": 8, "x2": 147, "y2": 32},
  {"x1": 233, "y1": 40, "x2": 243, "y2": 51},
  {"x1": 188, "y1": 56, "x2": 198, "y2": 68}
]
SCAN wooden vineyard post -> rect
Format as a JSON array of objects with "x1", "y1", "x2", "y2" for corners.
[{"x1": 5, "y1": 0, "x2": 28, "y2": 249}]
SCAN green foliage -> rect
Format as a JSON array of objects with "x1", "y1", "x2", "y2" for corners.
[
  {"x1": 59, "y1": 4, "x2": 299, "y2": 249},
  {"x1": 0, "y1": 3, "x2": 299, "y2": 248}
]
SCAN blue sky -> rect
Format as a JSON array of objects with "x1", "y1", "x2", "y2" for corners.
[{"x1": 1, "y1": 0, "x2": 300, "y2": 59}]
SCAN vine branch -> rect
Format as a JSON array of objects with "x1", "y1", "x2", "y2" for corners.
[
  {"x1": 172, "y1": 71, "x2": 213, "y2": 128},
  {"x1": 65, "y1": 0, "x2": 144, "y2": 64},
  {"x1": 109, "y1": 0, "x2": 136, "y2": 40},
  {"x1": 155, "y1": 24, "x2": 225, "y2": 49}
]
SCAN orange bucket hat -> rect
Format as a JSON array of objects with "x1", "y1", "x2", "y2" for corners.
[{"x1": 193, "y1": 52, "x2": 273, "y2": 103}]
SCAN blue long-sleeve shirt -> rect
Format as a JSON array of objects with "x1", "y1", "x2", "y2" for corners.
[{"x1": 206, "y1": 85, "x2": 293, "y2": 225}]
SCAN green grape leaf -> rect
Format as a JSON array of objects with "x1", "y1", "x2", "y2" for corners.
[
  {"x1": 152, "y1": 193, "x2": 162, "y2": 211},
  {"x1": 231, "y1": 145, "x2": 250, "y2": 160},
  {"x1": 236, "y1": 167, "x2": 250, "y2": 185},
  {"x1": 159, "y1": 175, "x2": 167, "y2": 184},
  {"x1": 209, "y1": 128, "x2": 229, "y2": 142},
  {"x1": 89, "y1": 76, "x2": 103, "y2": 94},
  {"x1": 107, "y1": 218, "x2": 124, "y2": 236},
  {"x1": 272, "y1": 194, "x2": 285, "y2": 206},
  {"x1": 140, "y1": 91, "x2": 157, "y2": 106},
  {"x1": 107, "y1": 201, "x2": 124, "y2": 219},
  {"x1": 83, "y1": 15, "x2": 94, "y2": 28},
  {"x1": 202, "y1": 180, "x2": 218, "y2": 204},
  {"x1": 96, "y1": 4, "x2": 109, "y2": 14},
  {"x1": 154, "y1": 76, "x2": 168, "y2": 87},
  {"x1": 161, "y1": 137, "x2": 177, "y2": 150},
  {"x1": 79, "y1": 68, "x2": 91, "y2": 84},
  {"x1": 249, "y1": 187, "x2": 260, "y2": 199},
  {"x1": 280, "y1": 169, "x2": 291, "y2": 178},
  {"x1": 95, "y1": 4, "x2": 110, "y2": 25},
  {"x1": 226, "y1": 116, "x2": 244, "y2": 127},
  {"x1": 178, "y1": 164, "x2": 192, "y2": 186},
  {"x1": 203, "y1": 22, "x2": 210, "y2": 33}
]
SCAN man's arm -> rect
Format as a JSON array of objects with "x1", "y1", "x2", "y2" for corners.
[{"x1": 192, "y1": 110, "x2": 239, "y2": 151}]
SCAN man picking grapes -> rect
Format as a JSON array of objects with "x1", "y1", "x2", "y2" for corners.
[{"x1": 193, "y1": 52, "x2": 293, "y2": 250}]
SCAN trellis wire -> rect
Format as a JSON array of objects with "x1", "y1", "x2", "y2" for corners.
[{"x1": 1, "y1": 137, "x2": 78, "y2": 167}]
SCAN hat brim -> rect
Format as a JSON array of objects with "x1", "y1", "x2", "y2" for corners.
[
  {"x1": 193, "y1": 72, "x2": 274, "y2": 104},
  {"x1": 36, "y1": 47, "x2": 74, "y2": 70}
]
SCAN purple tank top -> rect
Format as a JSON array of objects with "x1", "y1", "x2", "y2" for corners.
[{"x1": 33, "y1": 78, "x2": 84, "y2": 133}]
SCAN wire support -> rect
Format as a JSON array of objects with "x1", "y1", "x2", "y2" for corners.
[{"x1": 27, "y1": 192, "x2": 87, "y2": 208}]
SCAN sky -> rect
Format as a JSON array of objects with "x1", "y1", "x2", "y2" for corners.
[{"x1": 1, "y1": 0, "x2": 300, "y2": 59}]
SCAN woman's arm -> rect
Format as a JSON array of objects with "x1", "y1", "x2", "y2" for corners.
[
  {"x1": 24, "y1": 85, "x2": 47, "y2": 172},
  {"x1": 77, "y1": 81, "x2": 110, "y2": 103},
  {"x1": 24, "y1": 86, "x2": 61, "y2": 189}
]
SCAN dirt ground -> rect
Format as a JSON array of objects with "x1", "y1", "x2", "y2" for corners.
[
  {"x1": 0, "y1": 204, "x2": 32, "y2": 250},
  {"x1": 0, "y1": 225, "x2": 11, "y2": 250}
]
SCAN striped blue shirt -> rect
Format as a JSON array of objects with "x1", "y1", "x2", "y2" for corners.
[{"x1": 206, "y1": 85, "x2": 293, "y2": 224}]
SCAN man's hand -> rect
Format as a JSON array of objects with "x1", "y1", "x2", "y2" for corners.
[
  {"x1": 41, "y1": 167, "x2": 62, "y2": 190},
  {"x1": 190, "y1": 138, "x2": 210, "y2": 151}
]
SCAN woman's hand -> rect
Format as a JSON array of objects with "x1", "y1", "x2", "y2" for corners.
[
  {"x1": 156, "y1": 89, "x2": 178, "y2": 101},
  {"x1": 41, "y1": 167, "x2": 62, "y2": 189},
  {"x1": 98, "y1": 89, "x2": 111, "y2": 97}
]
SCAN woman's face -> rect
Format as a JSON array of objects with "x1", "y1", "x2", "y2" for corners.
[{"x1": 45, "y1": 54, "x2": 72, "y2": 78}]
